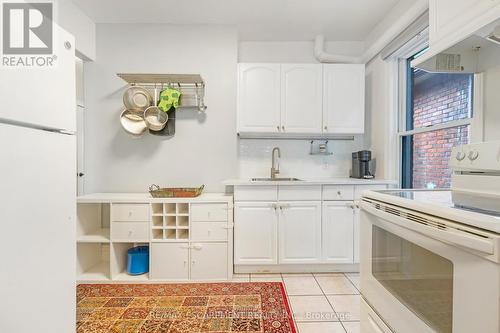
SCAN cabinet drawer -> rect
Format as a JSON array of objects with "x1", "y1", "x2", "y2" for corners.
[
  {"x1": 191, "y1": 203, "x2": 228, "y2": 222},
  {"x1": 191, "y1": 222, "x2": 228, "y2": 241},
  {"x1": 111, "y1": 222, "x2": 149, "y2": 241},
  {"x1": 279, "y1": 185, "x2": 321, "y2": 201},
  {"x1": 234, "y1": 185, "x2": 278, "y2": 201},
  {"x1": 112, "y1": 204, "x2": 149, "y2": 222},
  {"x1": 323, "y1": 185, "x2": 354, "y2": 200},
  {"x1": 354, "y1": 185, "x2": 387, "y2": 200}
]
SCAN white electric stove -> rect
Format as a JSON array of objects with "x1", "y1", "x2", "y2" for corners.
[{"x1": 359, "y1": 141, "x2": 500, "y2": 333}]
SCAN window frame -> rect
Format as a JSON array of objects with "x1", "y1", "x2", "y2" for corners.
[{"x1": 394, "y1": 39, "x2": 484, "y2": 188}]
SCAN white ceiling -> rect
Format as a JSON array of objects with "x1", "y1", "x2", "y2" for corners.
[{"x1": 70, "y1": 0, "x2": 401, "y2": 41}]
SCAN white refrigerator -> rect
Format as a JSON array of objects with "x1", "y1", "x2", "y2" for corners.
[{"x1": 0, "y1": 25, "x2": 76, "y2": 332}]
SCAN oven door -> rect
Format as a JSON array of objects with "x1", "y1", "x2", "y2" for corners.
[{"x1": 360, "y1": 200, "x2": 500, "y2": 333}]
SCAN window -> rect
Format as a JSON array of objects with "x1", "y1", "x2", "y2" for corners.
[{"x1": 401, "y1": 56, "x2": 474, "y2": 189}]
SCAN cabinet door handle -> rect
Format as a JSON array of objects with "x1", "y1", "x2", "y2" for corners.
[
  {"x1": 279, "y1": 204, "x2": 290, "y2": 210},
  {"x1": 282, "y1": 126, "x2": 285, "y2": 131},
  {"x1": 277, "y1": 126, "x2": 280, "y2": 131},
  {"x1": 191, "y1": 260, "x2": 196, "y2": 266},
  {"x1": 324, "y1": 126, "x2": 328, "y2": 130}
]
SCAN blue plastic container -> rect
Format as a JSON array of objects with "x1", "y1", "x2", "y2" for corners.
[{"x1": 127, "y1": 246, "x2": 149, "y2": 275}]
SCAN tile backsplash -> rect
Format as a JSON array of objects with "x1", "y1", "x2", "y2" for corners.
[{"x1": 238, "y1": 137, "x2": 367, "y2": 179}]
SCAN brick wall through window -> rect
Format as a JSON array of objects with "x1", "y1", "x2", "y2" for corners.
[{"x1": 411, "y1": 72, "x2": 472, "y2": 189}]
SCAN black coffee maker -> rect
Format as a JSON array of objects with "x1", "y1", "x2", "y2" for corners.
[{"x1": 350, "y1": 150, "x2": 375, "y2": 179}]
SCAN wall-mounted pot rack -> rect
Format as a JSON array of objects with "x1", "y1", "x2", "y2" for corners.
[{"x1": 117, "y1": 73, "x2": 207, "y2": 137}]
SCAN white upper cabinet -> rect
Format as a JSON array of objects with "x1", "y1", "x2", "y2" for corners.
[
  {"x1": 430, "y1": 0, "x2": 500, "y2": 46},
  {"x1": 280, "y1": 64, "x2": 323, "y2": 133},
  {"x1": 279, "y1": 202, "x2": 322, "y2": 264},
  {"x1": 237, "y1": 63, "x2": 365, "y2": 136},
  {"x1": 323, "y1": 64, "x2": 365, "y2": 134},
  {"x1": 238, "y1": 64, "x2": 281, "y2": 133}
]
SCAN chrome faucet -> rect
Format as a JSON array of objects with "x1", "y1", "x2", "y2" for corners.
[{"x1": 271, "y1": 147, "x2": 281, "y2": 179}]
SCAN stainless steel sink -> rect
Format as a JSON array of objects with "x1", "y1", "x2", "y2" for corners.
[{"x1": 251, "y1": 177, "x2": 302, "y2": 182}]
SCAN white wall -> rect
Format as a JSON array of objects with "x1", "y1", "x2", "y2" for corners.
[
  {"x1": 83, "y1": 24, "x2": 238, "y2": 193},
  {"x1": 484, "y1": 64, "x2": 500, "y2": 141},
  {"x1": 238, "y1": 138, "x2": 367, "y2": 179},
  {"x1": 365, "y1": 56, "x2": 398, "y2": 180},
  {"x1": 57, "y1": 0, "x2": 96, "y2": 60},
  {"x1": 238, "y1": 41, "x2": 364, "y2": 63},
  {"x1": 363, "y1": 0, "x2": 428, "y2": 62}
]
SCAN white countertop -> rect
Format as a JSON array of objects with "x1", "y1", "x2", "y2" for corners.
[
  {"x1": 77, "y1": 192, "x2": 233, "y2": 203},
  {"x1": 223, "y1": 178, "x2": 398, "y2": 186}
]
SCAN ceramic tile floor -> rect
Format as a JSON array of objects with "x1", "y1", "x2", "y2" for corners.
[{"x1": 231, "y1": 272, "x2": 361, "y2": 333}]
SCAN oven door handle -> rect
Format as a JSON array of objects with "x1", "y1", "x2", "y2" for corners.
[{"x1": 361, "y1": 202, "x2": 495, "y2": 255}]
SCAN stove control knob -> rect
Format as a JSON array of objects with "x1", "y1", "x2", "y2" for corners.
[
  {"x1": 468, "y1": 151, "x2": 479, "y2": 161},
  {"x1": 456, "y1": 151, "x2": 466, "y2": 161}
]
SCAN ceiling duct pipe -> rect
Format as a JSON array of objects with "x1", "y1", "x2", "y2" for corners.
[{"x1": 314, "y1": 35, "x2": 363, "y2": 64}]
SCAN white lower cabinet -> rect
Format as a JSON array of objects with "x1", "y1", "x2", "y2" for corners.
[
  {"x1": 190, "y1": 243, "x2": 228, "y2": 280},
  {"x1": 233, "y1": 184, "x2": 391, "y2": 271},
  {"x1": 279, "y1": 202, "x2": 321, "y2": 264},
  {"x1": 322, "y1": 202, "x2": 354, "y2": 264},
  {"x1": 234, "y1": 202, "x2": 278, "y2": 265},
  {"x1": 353, "y1": 205, "x2": 361, "y2": 263},
  {"x1": 151, "y1": 241, "x2": 230, "y2": 281},
  {"x1": 151, "y1": 243, "x2": 189, "y2": 280}
]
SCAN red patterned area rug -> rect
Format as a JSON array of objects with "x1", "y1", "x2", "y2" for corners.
[{"x1": 77, "y1": 282, "x2": 297, "y2": 333}]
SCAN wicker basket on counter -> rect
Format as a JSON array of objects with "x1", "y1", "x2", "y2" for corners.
[{"x1": 148, "y1": 184, "x2": 204, "y2": 198}]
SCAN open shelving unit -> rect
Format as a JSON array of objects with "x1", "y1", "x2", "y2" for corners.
[
  {"x1": 151, "y1": 203, "x2": 190, "y2": 241},
  {"x1": 76, "y1": 193, "x2": 233, "y2": 282},
  {"x1": 77, "y1": 242, "x2": 110, "y2": 280},
  {"x1": 111, "y1": 242, "x2": 149, "y2": 281},
  {"x1": 77, "y1": 203, "x2": 111, "y2": 281},
  {"x1": 77, "y1": 203, "x2": 110, "y2": 242}
]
